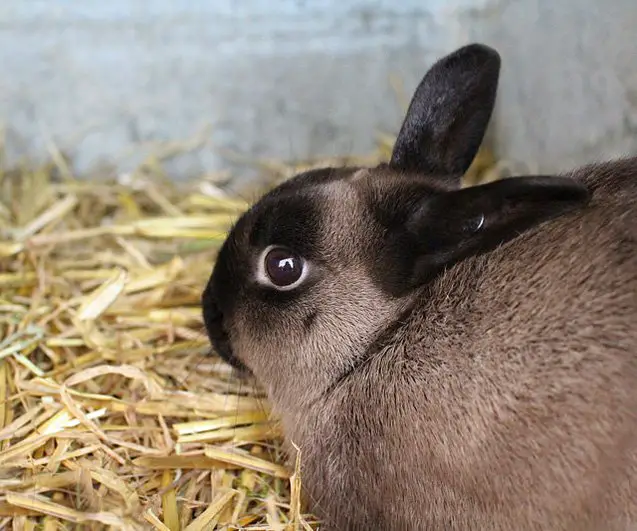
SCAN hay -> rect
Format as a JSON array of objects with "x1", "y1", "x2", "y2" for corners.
[{"x1": 0, "y1": 135, "x2": 500, "y2": 530}]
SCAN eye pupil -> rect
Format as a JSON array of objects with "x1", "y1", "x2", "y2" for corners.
[{"x1": 265, "y1": 248, "x2": 304, "y2": 287}]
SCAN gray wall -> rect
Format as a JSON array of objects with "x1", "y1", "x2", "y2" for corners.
[{"x1": 1, "y1": 1, "x2": 636, "y2": 187}]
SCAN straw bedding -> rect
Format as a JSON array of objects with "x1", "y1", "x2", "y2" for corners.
[{"x1": 0, "y1": 137, "x2": 500, "y2": 530}]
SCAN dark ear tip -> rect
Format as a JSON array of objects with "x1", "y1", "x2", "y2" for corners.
[
  {"x1": 449, "y1": 43, "x2": 501, "y2": 75},
  {"x1": 574, "y1": 181, "x2": 593, "y2": 203},
  {"x1": 547, "y1": 175, "x2": 593, "y2": 201},
  {"x1": 454, "y1": 43, "x2": 501, "y2": 61},
  {"x1": 506, "y1": 175, "x2": 593, "y2": 206}
]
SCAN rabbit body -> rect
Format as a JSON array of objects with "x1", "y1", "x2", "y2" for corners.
[{"x1": 202, "y1": 44, "x2": 637, "y2": 530}]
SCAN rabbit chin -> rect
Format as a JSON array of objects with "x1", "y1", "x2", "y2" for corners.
[{"x1": 211, "y1": 335, "x2": 252, "y2": 376}]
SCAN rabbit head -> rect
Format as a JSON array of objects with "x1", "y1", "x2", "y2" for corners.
[{"x1": 201, "y1": 43, "x2": 590, "y2": 410}]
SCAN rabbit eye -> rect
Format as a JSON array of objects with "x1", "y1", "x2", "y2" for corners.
[{"x1": 262, "y1": 247, "x2": 306, "y2": 289}]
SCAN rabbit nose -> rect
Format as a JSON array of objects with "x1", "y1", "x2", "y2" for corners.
[
  {"x1": 201, "y1": 283, "x2": 249, "y2": 372},
  {"x1": 202, "y1": 284, "x2": 229, "y2": 345},
  {"x1": 202, "y1": 285, "x2": 223, "y2": 332}
]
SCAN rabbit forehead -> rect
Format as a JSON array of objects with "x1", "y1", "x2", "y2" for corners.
[
  {"x1": 235, "y1": 170, "x2": 375, "y2": 258},
  {"x1": 243, "y1": 188, "x2": 325, "y2": 258}
]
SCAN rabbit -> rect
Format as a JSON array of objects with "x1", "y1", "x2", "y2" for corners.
[{"x1": 201, "y1": 43, "x2": 637, "y2": 530}]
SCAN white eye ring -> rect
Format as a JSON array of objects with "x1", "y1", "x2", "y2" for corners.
[{"x1": 255, "y1": 245, "x2": 310, "y2": 291}]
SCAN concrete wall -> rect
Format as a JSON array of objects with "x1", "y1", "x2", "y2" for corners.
[
  {"x1": 464, "y1": 0, "x2": 637, "y2": 174},
  {"x1": 1, "y1": 1, "x2": 636, "y2": 187}
]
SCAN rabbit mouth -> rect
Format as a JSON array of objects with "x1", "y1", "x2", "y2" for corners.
[{"x1": 210, "y1": 332, "x2": 249, "y2": 373}]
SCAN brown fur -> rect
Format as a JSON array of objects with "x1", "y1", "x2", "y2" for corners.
[
  {"x1": 202, "y1": 44, "x2": 637, "y2": 530},
  {"x1": 231, "y1": 162, "x2": 637, "y2": 530}
]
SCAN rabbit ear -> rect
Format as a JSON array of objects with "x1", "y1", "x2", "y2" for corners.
[
  {"x1": 379, "y1": 176, "x2": 591, "y2": 295},
  {"x1": 389, "y1": 43, "x2": 501, "y2": 184}
]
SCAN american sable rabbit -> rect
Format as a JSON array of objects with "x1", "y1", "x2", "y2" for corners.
[{"x1": 202, "y1": 43, "x2": 637, "y2": 530}]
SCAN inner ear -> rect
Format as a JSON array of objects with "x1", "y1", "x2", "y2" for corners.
[
  {"x1": 393, "y1": 176, "x2": 591, "y2": 290},
  {"x1": 388, "y1": 43, "x2": 501, "y2": 185}
]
